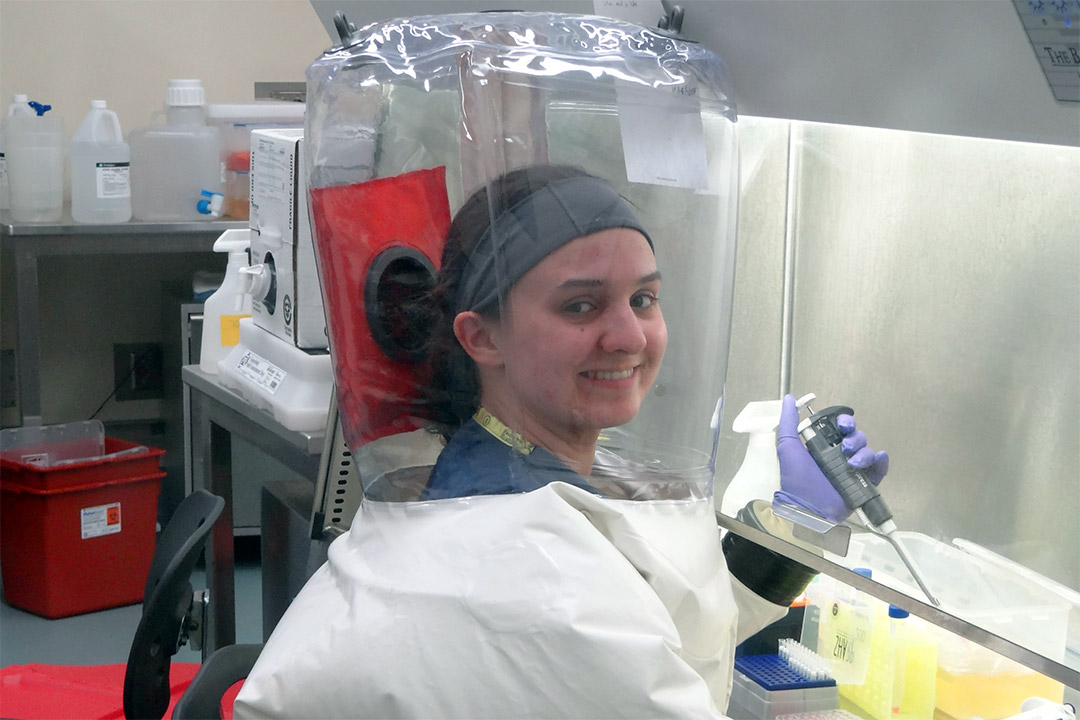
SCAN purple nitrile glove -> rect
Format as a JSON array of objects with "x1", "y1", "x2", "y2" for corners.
[{"x1": 773, "y1": 394, "x2": 890, "y2": 524}]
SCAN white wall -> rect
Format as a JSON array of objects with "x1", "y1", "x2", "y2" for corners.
[
  {"x1": 0, "y1": 0, "x2": 332, "y2": 425},
  {"x1": 0, "y1": 0, "x2": 330, "y2": 164}
]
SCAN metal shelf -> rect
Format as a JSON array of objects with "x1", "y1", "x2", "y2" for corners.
[
  {"x1": 1, "y1": 210, "x2": 245, "y2": 426},
  {"x1": 716, "y1": 512, "x2": 1078, "y2": 690},
  {"x1": 1, "y1": 210, "x2": 248, "y2": 237}
]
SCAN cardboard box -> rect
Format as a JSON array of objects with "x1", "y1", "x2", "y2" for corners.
[{"x1": 249, "y1": 128, "x2": 328, "y2": 350}]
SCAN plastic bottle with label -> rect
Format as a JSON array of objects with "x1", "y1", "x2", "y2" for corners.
[
  {"x1": 129, "y1": 79, "x2": 223, "y2": 221},
  {"x1": 720, "y1": 399, "x2": 783, "y2": 517},
  {"x1": 1, "y1": 94, "x2": 34, "y2": 211},
  {"x1": 200, "y1": 229, "x2": 253, "y2": 373},
  {"x1": 3, "y1": 100, "x2": 64, "y2": 223},
  {"x1": 71, "y1": 100, "x2": 132, "y2": 224},
  {"x1": 888, "y1": 605, "x2": 909, "y2": 715}
]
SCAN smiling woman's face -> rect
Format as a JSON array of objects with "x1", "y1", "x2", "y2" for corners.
[{"x1": 487, "y1": 227, "x2": 667, "y2": 444}]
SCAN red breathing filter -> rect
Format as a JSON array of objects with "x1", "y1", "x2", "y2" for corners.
[{"x1": 309, "y1": 167, "x2": 450, "y2": 449}]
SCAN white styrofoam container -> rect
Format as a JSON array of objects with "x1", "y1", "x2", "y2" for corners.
[
  {"x1": 217, "y1": 318, "x2": 333, "y2": 432},
  {"x1": 206, "y1": 102, "x2": 305, "y2": 156},
  {"x1": 831, "y1": 532, "x2": 1069, "y2": 673}
]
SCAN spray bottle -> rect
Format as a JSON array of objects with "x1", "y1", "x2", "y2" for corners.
[
  {"x1": 200, "y1": 229, "x2": 253, "y2": 373},
  {"x1": 720, "y1": 399, "x2": 783, "y2": 517}
]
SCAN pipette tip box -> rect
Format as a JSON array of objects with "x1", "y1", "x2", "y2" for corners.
[{"x1": 728, "y1": 654, "x2": 837, "y2": 720}]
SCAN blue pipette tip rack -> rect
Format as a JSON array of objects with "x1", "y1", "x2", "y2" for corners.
[{"x1": 734, "y1": 654, "x2": 836, "y2": 691}]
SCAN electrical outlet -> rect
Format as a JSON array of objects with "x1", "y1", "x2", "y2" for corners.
[
  {"x1": 113, "y1": 343, "x2": 164, "y2": 401},
  {"x1": 0, "y1": 349, "x2": 15, "y2": 409}
]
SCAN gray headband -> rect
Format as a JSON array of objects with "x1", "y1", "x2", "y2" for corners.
[{"x1": 456, "y1": 175, "x2": 653, "y2": 313}]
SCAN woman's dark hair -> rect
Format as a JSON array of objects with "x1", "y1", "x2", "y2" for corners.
[{"x1": 419, "y1": 164, "x2": 594, "y2": 439}]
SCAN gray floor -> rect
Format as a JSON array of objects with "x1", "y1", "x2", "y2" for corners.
[{"x1": 0, "y1": 540, "x2": 263, "y2": 668}]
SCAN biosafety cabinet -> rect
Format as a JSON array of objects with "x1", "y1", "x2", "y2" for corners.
[{"x1": 297, "y1": 1, "x2": 1078, "y2": 711}]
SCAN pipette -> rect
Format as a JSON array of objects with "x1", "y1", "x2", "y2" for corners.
[{"x1": 794, "y1": 393, "x2": 940, "y2": 607}]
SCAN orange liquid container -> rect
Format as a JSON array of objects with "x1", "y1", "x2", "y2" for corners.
[
  {"x1": 935, "y1": 665, "x2": 1063, "y2": 720},
  {"x1": 224, "y1": 151, "x2": 250, "y2": 219},
  {"x1": 205, "y1": 103, "x2": 304, "y2": 220}
]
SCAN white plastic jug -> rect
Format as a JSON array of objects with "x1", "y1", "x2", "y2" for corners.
[
  {"x1": 129, "y1": 79, "x2": 223, "y2": 221},
  {"x1": 71, "y1": 100, "x2": 131, "y2": 224},
  {"x1": 3, "y1": 100, "x2": 63, "y2": 223},
  {"x1": 0, "y1": 94, "x2": 33, "y2": 211}
]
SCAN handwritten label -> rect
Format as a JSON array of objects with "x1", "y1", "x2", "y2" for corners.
[
  {"x1": 818, "y1": 597, "x2": 875, "y2": 684},
  {"x1": 592, "y1": 0, "x2": 664, "y2": 28},
  {"x1": 616, "y1": 80, "x2": 708, "y2": 190}
]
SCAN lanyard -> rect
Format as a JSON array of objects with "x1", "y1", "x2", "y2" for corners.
[{"x1": 473, "y1": 407, "x2": 535, "y2": 455}]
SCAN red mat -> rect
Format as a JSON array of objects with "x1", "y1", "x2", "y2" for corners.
[{"x1": 0, "y1": 662, "x2": 239, "y2": 719}]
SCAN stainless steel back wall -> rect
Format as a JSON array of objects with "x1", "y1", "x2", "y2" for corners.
[
  {"x1": 720, "y1": 116, "x2": 1078, "y2": 591},
  {"x1": 787, "y1": 122, "x2": 1079, "y2": 590}
]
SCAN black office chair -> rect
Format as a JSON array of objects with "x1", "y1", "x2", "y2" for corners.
[
  {"x1": 171, "y1": 642, "x2": 263, "y2": 719},
  {"x1": 123, "y1": 488, "x2": 225, "y2": 720}
]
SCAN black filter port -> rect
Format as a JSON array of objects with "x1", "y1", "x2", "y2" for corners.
[
  {"x1": 364, "y1": 247, "x2": 437, "y2": 364},
  {"x1": 260, "y1": 251, "x2": 277, "y2": 316}
]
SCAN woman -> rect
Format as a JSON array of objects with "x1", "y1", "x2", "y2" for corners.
[
  {"x1": 418, "y1": 164, "x2": 669, "y2": 500},
  {"x1": 418, "y1": 163, "x2": 884, "y2": 507},
  {"x1": 234, "y1": 165, "x2": 887, "y2": 719}
]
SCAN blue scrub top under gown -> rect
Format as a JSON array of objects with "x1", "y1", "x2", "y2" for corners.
[{"x1": 420, "y1": 418, "x2": 597, "y2": 500}]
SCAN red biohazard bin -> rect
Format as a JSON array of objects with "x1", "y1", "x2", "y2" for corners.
[{"x1": 0, "y1": 437, "x2": 164, "y2": 618}]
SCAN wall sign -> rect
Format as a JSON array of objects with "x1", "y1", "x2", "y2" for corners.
[{"x1": 1014, "y1": 0, "x2": 1080, "y2": 102}]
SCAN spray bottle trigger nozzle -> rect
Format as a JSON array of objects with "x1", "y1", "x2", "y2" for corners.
[
  {"x1": 212, "y1": 228, "x2": 251, "y2": 253},
  {"x1": 731, "y1": 399, "x2": 783, "y2": 434}
]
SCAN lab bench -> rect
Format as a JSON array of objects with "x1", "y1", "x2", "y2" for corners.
[
  {"x1": 182, "y1": 364, "x2": 325, "y2": 654},
  {"x1": 717, "y1": 513, "x2": 1079, "y2": 693},
  {"x1": 0, "y1": 210, "x2": 246, "y2": 427}
]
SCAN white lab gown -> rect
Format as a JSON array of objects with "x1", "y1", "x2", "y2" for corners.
[{"x1": 234, "y1": 481, "x2": 786, "y2": 718}]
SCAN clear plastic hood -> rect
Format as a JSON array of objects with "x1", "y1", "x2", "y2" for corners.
[{"x1": 305, "y1": 12, "x2": 740, "y2": 502}]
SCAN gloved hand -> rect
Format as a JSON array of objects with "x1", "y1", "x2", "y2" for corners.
[{"x1": 773, "y1": 394, "x2": 889, "y2": 524}]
